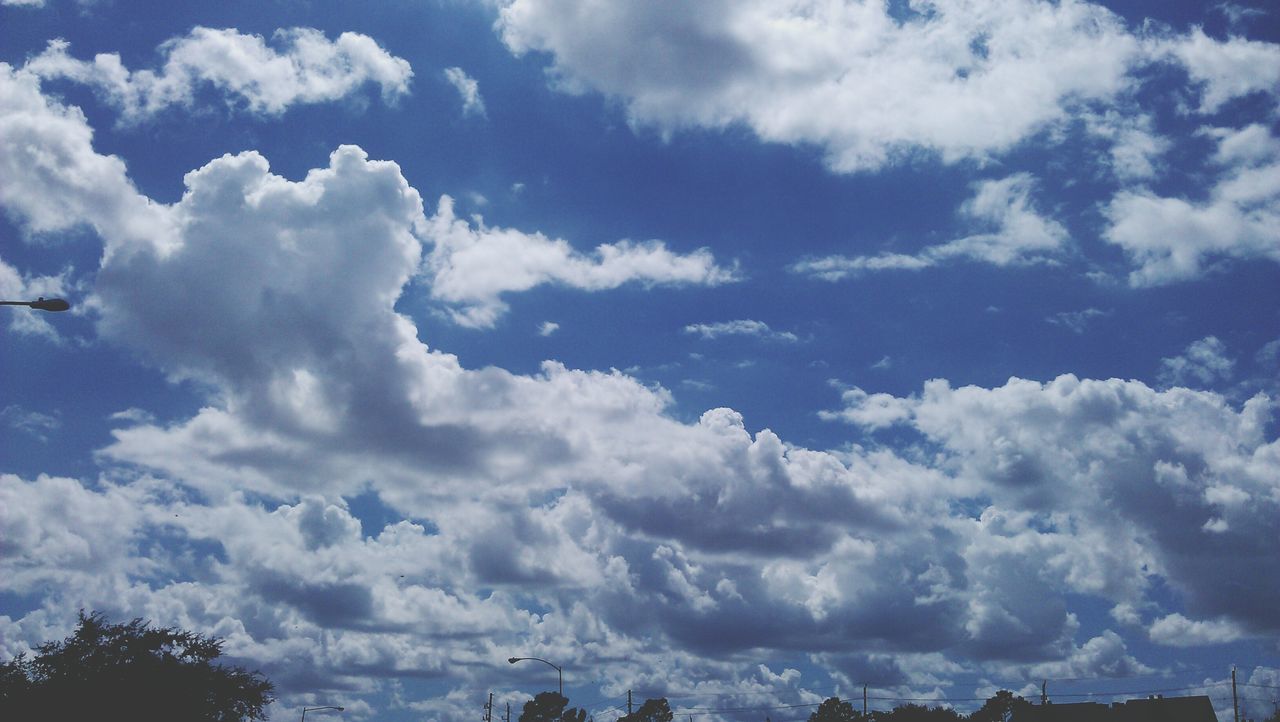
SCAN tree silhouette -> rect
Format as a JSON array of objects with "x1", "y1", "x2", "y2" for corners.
[
  {"x1": 520, "y1": 691, "x2": 588, "y2": 722},
  {"x1": 869, "y1": 703, "x2": 963, "y2": 721},
  {"x1": 809, "y1": 696, "x2": 864, "y2": 722},
  {"x1": 0, "y1": 611, "x2": 273, "y2": 722},
  {"x1": 969, "y1": 691, "x2": 1031, "y2": 722},
  {"x1": 620, "y1": 697, "x2": 675, "y2": 722}
]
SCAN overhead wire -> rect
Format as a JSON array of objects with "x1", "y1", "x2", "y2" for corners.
[{"x1": 614, "y1": 679, "x2": 1263, "y2": 717}]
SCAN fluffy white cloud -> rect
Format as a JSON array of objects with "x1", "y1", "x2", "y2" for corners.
[
  {"x1": 1148, "y1": 613, "x2": 1247, "y2": 646},
  {"x1": 794, "y1": 174, "x2": 1068, "y2": 279},
  {"x1": 827, "y1": 374, "x2": 1280, "y2": 636},
  {"x1": 422, "y1": 195, "x2": 736, "y2": 327},
  {"x1": 1104, "y1": 124, "x2": 1280, "y2": 285},
  {"x1": 1166, "y1": 29, "x2": 1280, "y2": 113},
  {"x1": 1084, "y1": 111, "x2": 1170, "y2": 182},
  {"x1": 684, "y1": 319, "x2": 798, "y2": 342},
  {"x1": 6, "y1": 51, "x2": 1279, "y2": 719},
  {"x1": 1158, "y1": 336, "x2": 1235, "y2": 388},
  {"x1": 25, "y1": 27, "x2": 412, "y2": 120},
  {"x1": 443, "y1": 66, "x2": 486, "y2": 117},
  {"x1": 496, "y1": 0, "x2": 1143, "y2": 172},
  {"x1": 0, "y1": 64, "x2": 173, "y2": 249}
]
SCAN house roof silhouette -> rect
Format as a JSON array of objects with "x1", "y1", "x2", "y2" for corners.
[{"x1": 1016, "y1": 695, "x2": 1218, "y2": 722}]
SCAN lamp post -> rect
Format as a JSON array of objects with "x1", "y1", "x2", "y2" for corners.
[
  {"x1": 508, "y1": 656, "x2": 562, "y2": 696},
  {"x1": 301, "y1": 706, "x2": 344, "y2": 722},
  {"x1": 0, "y1": 297, "x2": 70, "y2": 312}
]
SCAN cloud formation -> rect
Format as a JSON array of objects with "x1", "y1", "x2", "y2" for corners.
[
  {"x1": 25, "y1": 27, "x2": 412, "y2": 120},
  {"x1": 1104, "y1": 124, "x2": 1280, "y2": 286},
  {"x1": 422, "y1": 195, "x2": 736, "y2": 327},
  {"x1": 684, "y1": 319, "x2": 798, "y2": 342},
  {"x1": 496, "y1": 0, "x2": 1141, "y2": 172},
  {"x1": 443, "y1": 66, "x2": 486, "y2": 118},
  {"x1": 3, "y1": 14, "x2": 1279, "y2": 717},
  {"x1": 793, "y1": 174, "x2": 1068, "y2": 279}
]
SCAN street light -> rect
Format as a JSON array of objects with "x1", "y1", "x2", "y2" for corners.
[
  {"x1": 0, "y1": 297, "x2": 70, "y2": 312},
  {"x1": 508, "y1": 656, "x2": 562, "y2": 696},
  {"x1": 301, "y1": 706, "x2": 344, "y2": 722}
]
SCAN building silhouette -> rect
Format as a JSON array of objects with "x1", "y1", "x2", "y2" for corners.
[{"x1": 1017, "y1": 695, "x2": 1218, "y2": 722}]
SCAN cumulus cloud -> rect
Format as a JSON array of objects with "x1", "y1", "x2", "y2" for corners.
[
  {"x1": 5, "y1": 53, "x2": 1279, "y2": 717},
  {"x1": 1084, "y1": 111, "x2": 1170, "y2": 182},
  {"x1": 1104, "y1": 124, "x2": 1280, "y2": 285},
  {"x1": 794, "y1": 174, "x2": 1068, "y2": 279},
  {"x1": 683, "y1": 319, "x2": 798, "y2": 342},
  {"x1": 1164, "y1": 29, "x2": 1280, "y2": 113},
  {"x1": 496, "y1": 0, "x2": 1142, "y2": 172},
  {"x1": 443, "y1": 66, "x2": 486, "y2": 117},
  {"x1": 24, "y1": 27, "x2": 412, "y2": 121},
  {"x1": 1148, "y1": 613, "x2": 1247, "y2": 646},
  {"x1": 422, "y1": 195, "x2": 736, "y2": 327},
  {"x1": 1158, "y1": 336, "x2": 1235, "y2": 388},
  {"x1": 826, "y1": 374, "x2": 1280, "y2": 638},
  {"x1": 0, "y1": 63, "x2": 178, "y2": 253}
]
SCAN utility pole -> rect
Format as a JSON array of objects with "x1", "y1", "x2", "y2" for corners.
[
  {"x1": 1233, "y1": 667, "x2": 1240, "y2": 722},
  {"x1": 628, "y1": 690, "x2": 633, "y2": 716},
  {"x1": 863, "y1": 685, "x2": 868, "y2": 718},
  {"x1": 505, "y1": 703, "x2": 511, "y2": 722},
  {"x1": 1041, "y1": 680, "x2": 1048, "y2": 706},
  {"x1": 485, "y1": 693, "x2": 493, "y2": 722}
]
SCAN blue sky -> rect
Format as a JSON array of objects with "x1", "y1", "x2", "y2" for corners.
[{"x1": 1, "y1": 1, "x2": 1278, "y2": 720}]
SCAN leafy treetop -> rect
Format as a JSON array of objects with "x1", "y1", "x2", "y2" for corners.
[{"x1": 0, "y1": 611, "x2": 274, "y2": 722}]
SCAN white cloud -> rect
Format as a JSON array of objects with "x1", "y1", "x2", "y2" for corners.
[
  {"x1": 537, "y1": 321, "x2": 559, "y2": 336},
  {"x1": 793, "y1": 174, "x2": 1068, "y2": 279},
  {"x1": 496, "y1": 0, "x2": 1143, "y2": 172},
  {"x1": 6, "y1": 62, "x2": 1279, "y2": 716},
  {"x1": 825, "y1": 374, "x2": 1280, "y2": 635},
  {"x1": 1165, "y1": 29, "x2": 1280, "y2": 113},
  {"x1": 0, "y1": 255, "x2": 72, "y2": 340},
  {"x1": 683, "y1": 319, "x2": 797, "y2": 342},
  {"x1": 1047, "y1": 308, "x2": 1110, "y2": 334},
  {"x1": 24, "y1": 27, "x2": 412, "y2": 121},
  {"x1": 1022, "y1": 630, "x2": 1154, "y2": 680},
  {"x1": 1104, "y1": 124, "x2": 1280, "y2": 285},
  {"x1": 1148, "y1": 613, "x2": 1247, "y2": 646},
  {"x1": 1158, "y1": 336, "x2": 1235, "y2": 388},
  {"x1": 0, "y1": 405, "x2": 60, "y2": 442},
  {"x1": 1084, "y1": 111, "x2": 1170, "y2": 182},
  {"x1": 422, "y1": 195, "x2": 736, "y2": 327},
  {"x1": 0, "y1": 64, "x2": 173, "y2": 250},
  {"x1": 443, "y1": 66, "x2": 486, "y2": 117}
]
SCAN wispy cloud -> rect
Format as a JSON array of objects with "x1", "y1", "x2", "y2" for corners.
[
  {"x1": 24, "y1": 28, "x2": 412, "y2": 121},
  {"x1": 792, "y1": 174, "x2": 1068, "y2": 279},
  {"x1": 683, "y1": 319, "x2": 798, "y2": 342},
  {"x1": 1047, "y1": 308, "x2": 1111, "y2": 334},
  {"x1": 443, "y1": 66, "x2": 486, "y2": 118}
]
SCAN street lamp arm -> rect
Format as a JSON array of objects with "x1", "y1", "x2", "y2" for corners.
[
  {"x1": 0, "y1": 297, "x2": 70, "y2": 312},
  {"x1": 301, "y1": 705, "x2": 345, "y2": 722},
  {"x1": 507, "y1": 656, "x2": 563, "y2": 696}
]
